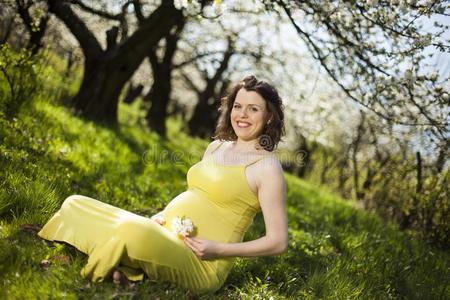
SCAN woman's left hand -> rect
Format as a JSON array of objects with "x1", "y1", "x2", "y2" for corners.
[{"x1": 183, "y1": 236, "x2": 220, "y2": 259}]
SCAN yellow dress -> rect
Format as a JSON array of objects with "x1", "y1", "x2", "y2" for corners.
[{"x1": 38, "y1": 141, "x2": 270, "y2": 294}]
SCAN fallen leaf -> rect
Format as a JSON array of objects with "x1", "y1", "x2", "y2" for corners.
[{"x1": 52, "y1": 254, "x2": 71, "y2": 265}]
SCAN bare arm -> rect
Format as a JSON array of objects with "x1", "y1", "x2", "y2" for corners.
[
  {"x1": 217, "y1": 157, "x2": 288, "y2": 256},
  {"x1": 184, "y1": 156, "x2": 289, "y2": 258}
]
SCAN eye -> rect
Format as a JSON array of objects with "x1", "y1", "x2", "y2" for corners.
[
  {"x1": 233, "y1": 104, "x2": 240, "y2": 109},
  {"x1": 251, "y1": 107, "x2": 258, "y2": 112}
]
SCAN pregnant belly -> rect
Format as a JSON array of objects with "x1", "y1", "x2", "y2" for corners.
[{"x1": 161, "y1": 189, "x2": 236, "y2": 243}]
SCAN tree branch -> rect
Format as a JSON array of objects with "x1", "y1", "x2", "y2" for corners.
[
  {"x1": 276, "y1": 0, "x2": 443, "y2": 128},
  {"x1": 47, "y1": 0, "x2": 103, "y2": 60},
  {"x1": 109, "y1": 3, "x2": 183, "y2": 78},
  {"x1": 70, "y1": 0, "x2": 122, "y2": 21},
  {"x1": 179, "y1": 70, "x2": 201, "y2": 95},
  {"x1": 173, "y1": 50, "x2": 224, "y2": 69},
  {"x1": 132, "y1": 0, "x2": 145, "y2": 24}
]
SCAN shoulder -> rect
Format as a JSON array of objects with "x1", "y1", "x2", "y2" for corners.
[
  {"x1": 252, "y1": 153, "x2": 286, "y2": 203},
  {"x1": 202, "y1": 139, "x2": 224, "y2": 159},
  {"x1": 255, "y1": 154, "x2": 285, "y2": 186},
  {"x1": 260, "y1": 154, "x2": 284, "y2": 175}
]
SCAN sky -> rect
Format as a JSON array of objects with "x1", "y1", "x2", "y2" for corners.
[
  {"x1": 419, "y1": 12, "x2": 450, "y2": 80},
  {"x1": 103, "y1": 0, "x2": 449, "y2": 157}
]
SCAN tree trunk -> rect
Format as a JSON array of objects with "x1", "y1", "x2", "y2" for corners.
[
  {"x1": 296, "y1": 133, "x2": 311, "y2": 178},
  {"x1": 188, "y1": 38, "x2": 234, "y2": 137},
  {"x1": 145, "y1": 18, "x2": 185, "y2": 136},
  {"x1": 337, "y1": 146, "x2": 351, "y2": 192},
  {"x1": 73, "y1": 59, "x2": 126, "y2": 121},
  {"x1": 416, "y1": 151, "x2": 422, "y2": 193},
  {"x1": 145, "y1": 71, "x2": 171, "y2": 136},
  {"x1": 48, "y1": 0, "x2": 183, "y2": 123},
  {"x1": 0, "y1": 12, "x2": 15, "y2": 45},
  {"x1": 434, "y1": 141, "x2": 448, "y2": 173},
  {"x1": 319, "y1": 151, "x2": 330, "y2": 185},
  {"x1": 352, "y1": 110, "x2": 366, "y2": 201},
  {"x1": 16, "y1": 0, "x2": 49, "y2": 55},
  {"x1": 123, "y1": 83, "x2": 143, "y2": 104},
  {"x1": 188, "y1": 93, "x2": 221, "y2": 138}
]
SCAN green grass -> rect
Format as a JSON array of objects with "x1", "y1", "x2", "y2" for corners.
[{"x1": 0, "y1": 98, "x2": 449, "y2": 299}]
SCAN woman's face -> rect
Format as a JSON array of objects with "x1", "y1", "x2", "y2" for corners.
[{"x1": 230, "y1": 88, "x2": 270, "y2": 142}]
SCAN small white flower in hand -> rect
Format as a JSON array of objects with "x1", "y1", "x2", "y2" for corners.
[{"x1": 171, "y1": 216, "x2": 194, "y2": 238}]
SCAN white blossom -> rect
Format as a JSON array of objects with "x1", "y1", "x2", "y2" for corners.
[
  {"x1": 174, "y1": 0, "x2": 202, "y2": 16},
  {"x1": 171, "y1": 216, "x2": 194, "y2": 238},
  {"x1": 185, "y1": 1, "x2": 201, "y2": 16},
  {"x1": 429, "y1": 71, "x2": 438, "y2": 81},
  {"x1": 213, "y1": 0, "x2": 223, "y2": 15},
  {"x1": 174, "y1": 0, "x2": 189, "y2": 10},
  {"x1": 442, "y1": 93, "x2": 449, "y2": 101}
]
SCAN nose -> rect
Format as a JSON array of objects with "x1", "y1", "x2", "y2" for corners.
[{"x1": 238, "y1": 107, "x2": 248, "y2": 118}]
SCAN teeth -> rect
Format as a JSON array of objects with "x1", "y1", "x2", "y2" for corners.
[{"x1": 238, "y1": 121, "x2": 251, "y2": 127}]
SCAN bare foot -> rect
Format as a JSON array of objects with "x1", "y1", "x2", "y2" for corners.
[{"x1": 112, "y1": 269, "x2": 128, "y2": 286}]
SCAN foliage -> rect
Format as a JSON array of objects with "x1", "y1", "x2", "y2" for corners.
[
  {"x1": 174, "y1": 0, "x2": 450, "y2": 143},
  {"x1": 1, "y1": 82, "x2": 449, "y2": 299},
  {"x1": 269, "y1": 0, "x2": 449, "y2": 144},
  {"x1": 296, "y1": 117, "x2": 450, "y2": 249},
  {"x1": 0, "y1": 43, "x2": 43, "y2": 117},
  {"x1": 0, "y1": 43, "x2": 73, "y2": 118},
  {"x1": 0, "y1": 40, "x2": 448, "y2": 299},
  {"x1": 368, "y1": 158, "x2": 450, "y2": 248}
]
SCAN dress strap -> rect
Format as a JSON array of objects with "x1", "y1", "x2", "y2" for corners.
[
  {"x1": 210, "y1": 140, "x2": 225, "y2": 154},
  {"x1": 244, "y1": 153, "x2": 273, "y2": 167}
]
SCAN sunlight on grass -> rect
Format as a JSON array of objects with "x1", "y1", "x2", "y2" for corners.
[{"x1": 1, "y1": 96, "x2": 449, "y2": 299}]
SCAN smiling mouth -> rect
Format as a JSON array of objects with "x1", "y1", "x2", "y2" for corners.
[{"x1": 237, "y1": 121, "x2": 251, "y2": 128}]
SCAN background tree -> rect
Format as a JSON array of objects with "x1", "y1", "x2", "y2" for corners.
[
  {"x1": 184, "y1": 34, "x2": 235, "y2": 138},
  {"x1": 0, "y1": 4, "x2": 16, "y2": 46},
  {"x1": 143, "y1": 19, "x2": 186, "y2": 137},
  {"x1": 46, "y1": 0, "x2": 184, "y2": 122},
  {"x1": 171, "y1": 8, "x2": 287, "y2": 138},
  {"x1": 268, "y1": 0, "x2": 449, "y2": 151},
  {"x1": 15, "y1": 0, "x2": 50, "y2": 55},
  {"x1": 2, "y1": 0, "x2": 448, "y2": 246}
]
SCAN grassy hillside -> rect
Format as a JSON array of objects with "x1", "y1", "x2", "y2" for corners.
[{"x1": 0, "y1": 98, "x2": 449, "y2": 299}]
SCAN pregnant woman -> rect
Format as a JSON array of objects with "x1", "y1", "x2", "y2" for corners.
[{"x1": 38, "y1": 75, "x2": 288, "y2": 294}]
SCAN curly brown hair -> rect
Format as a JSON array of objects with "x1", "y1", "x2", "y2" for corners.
[{"x1": 212, "y1": 75, "x2": 285, "y2": 151}]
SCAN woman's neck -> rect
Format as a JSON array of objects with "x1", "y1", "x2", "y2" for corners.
[{"x1": 231, "y1": 138, "x2": 262, "y2": 153}]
